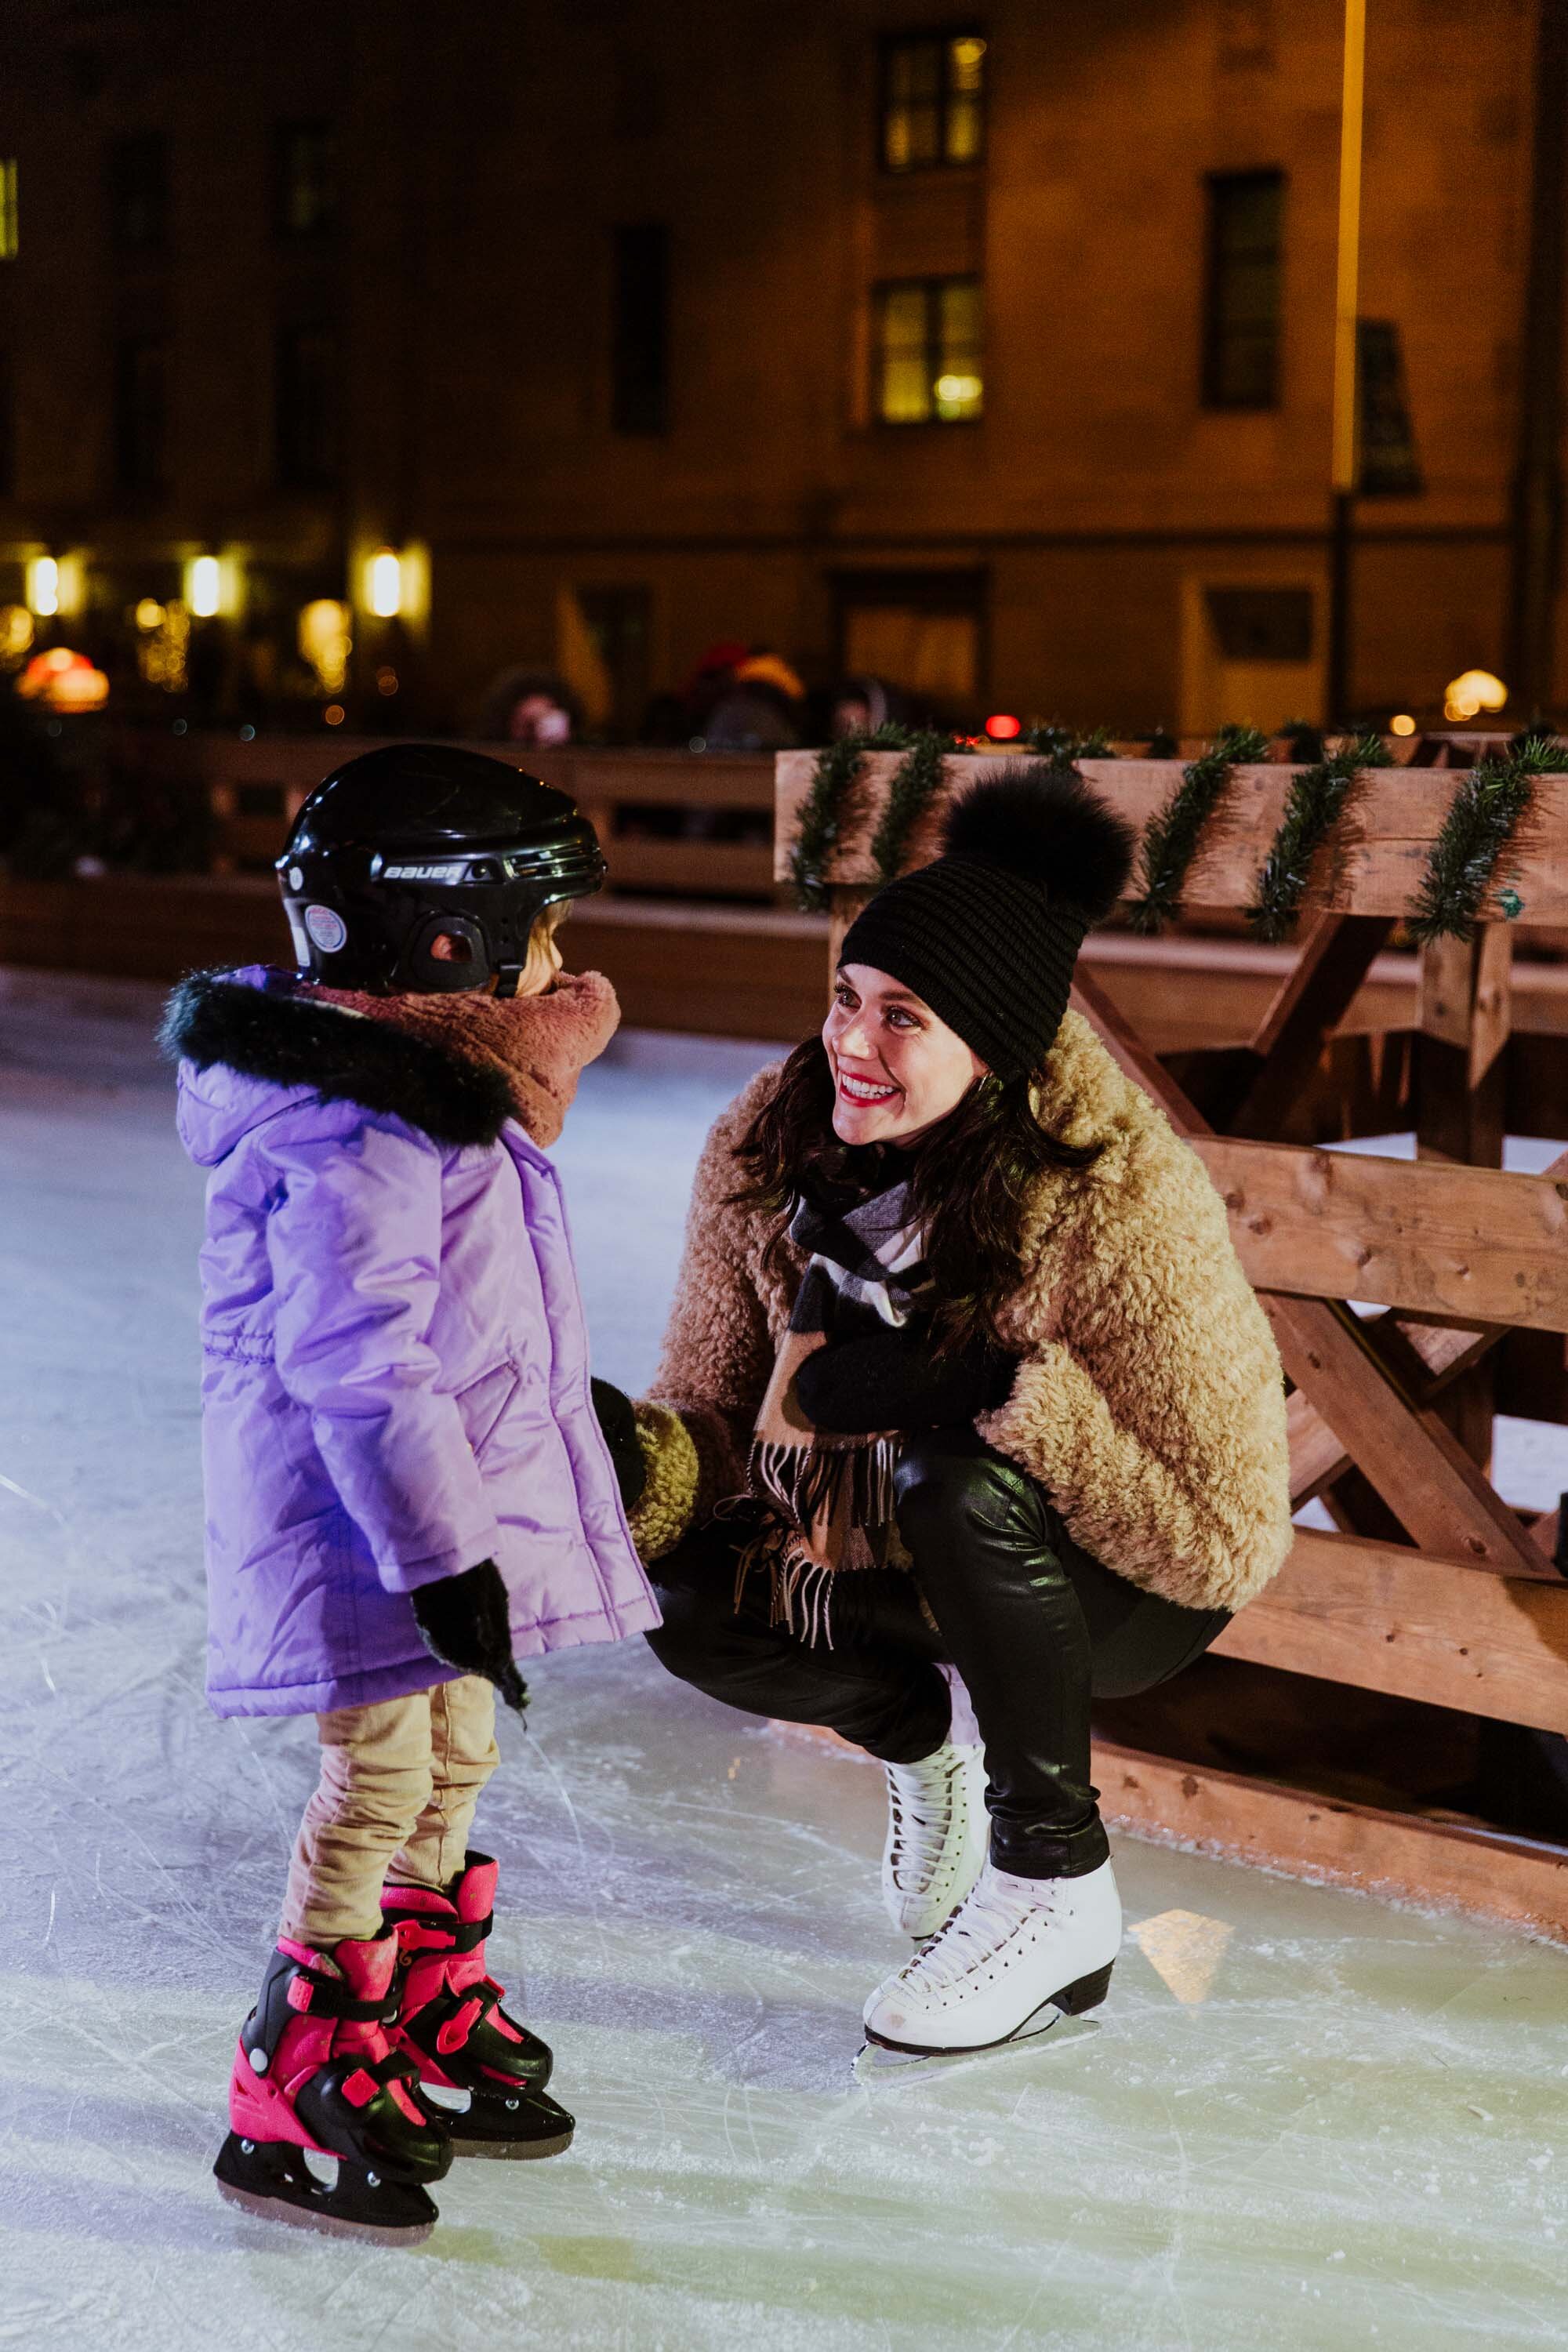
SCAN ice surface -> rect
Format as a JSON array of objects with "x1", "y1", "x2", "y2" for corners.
[{"x1": 2, "y1": 970, "x2": 1566, "y2": 2351}]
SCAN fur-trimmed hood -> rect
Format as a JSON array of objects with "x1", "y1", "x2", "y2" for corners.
[{"x1": 162, "y1": 964, "x2": 618, "y2": 1163}]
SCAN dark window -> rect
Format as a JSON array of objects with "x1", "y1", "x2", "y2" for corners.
[
  {"x1": 1356, "y1": 318, "x2": 1423, "y2": 495},
  {"x1": 274, "y1": 324, "x2": 339, "y2": 489},
  {"x1": 274, "y1": 121, "x2": 336, "y2": 239},
  {"x1": 109, "y1": 132, "x2": 168, "y2": 253},
  {"x1": 612, "y1": 224, "x2": 669, "y2": 436},
  {"x1": 1202, "y1": 169, "x2": 1284, "y2": 409},
  {"x1": 114, "y1": 335, "x2": 167, "y2": 491},
  {"x1": 880, "y1": 31, "x2": 986, "y2": 171},
  {"x1": 0, "y1": 349, "x2": 13, "y2": 493},
  {"x1": 874, "y1": 277, "x2": 983, "y2": 423},
  {"x1": 1204, "y1": 587, "x2": 1313, "y2": 662}
]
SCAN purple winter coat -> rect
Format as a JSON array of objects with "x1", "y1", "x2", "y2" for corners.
[{"x1": 165, "y1": 966, "x2": 659, "y2": 1719}]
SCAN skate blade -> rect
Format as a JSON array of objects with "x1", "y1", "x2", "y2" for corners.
[
  {"x1": 854, "y1": 2005, "x2": 1106, "y2": 2082},
  {"x1": 216, "y1": 2177, "x2": 435, "y2": 2247},
  {"x1": 448, "y1": 2123, "x2": 574, "y2": 2161}
]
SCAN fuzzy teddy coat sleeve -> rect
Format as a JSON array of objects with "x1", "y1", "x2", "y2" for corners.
[
  {"x1": 649, "y1": 1067, "x2": 789, "y2": 1521},
  {"x1": 976, "y1": 1036, "x2": 1293, "y2": 1614}
]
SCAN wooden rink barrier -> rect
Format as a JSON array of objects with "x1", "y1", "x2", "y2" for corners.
[{"x1": 775, "y1": 749, "x2": 1568, "y2": 1943}]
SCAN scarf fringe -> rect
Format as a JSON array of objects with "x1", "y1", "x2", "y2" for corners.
[{"x1": 749, "y1": 1434, "x2": 900, "y2": 1545}]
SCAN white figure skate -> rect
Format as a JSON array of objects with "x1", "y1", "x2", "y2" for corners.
[
  {"x1": 880, "y1": 1739, "x2": 989, "y2": 1939},
  {"x1": 862, "y1": 1858, "x2": 1121, "y2": 2056}
]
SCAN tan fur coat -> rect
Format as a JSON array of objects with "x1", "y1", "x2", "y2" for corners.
[{"x1": 650, "y1": 1011, "x2": 1292, "y2": 1613}]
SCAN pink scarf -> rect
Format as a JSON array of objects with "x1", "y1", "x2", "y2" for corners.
[{"x1": 310, "y1": 968, "x2": 619, "y2": 1145}]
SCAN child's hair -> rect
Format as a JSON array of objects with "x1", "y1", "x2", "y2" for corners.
[{"x1": 517, "y1": 898, "x2": 571, "y2": 996}]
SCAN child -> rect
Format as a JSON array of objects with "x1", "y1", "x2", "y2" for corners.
[{"x1": 163, "y1": 743, "x2": 660, "y2": 2240}]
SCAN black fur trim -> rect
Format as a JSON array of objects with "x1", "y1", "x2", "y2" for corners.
[
  {"x1": 943, "y1": 764, "x2": 1136, "y2": 923},
  {"x1": 160, "y1": 971, "x2": 514, "y2": 1147}
]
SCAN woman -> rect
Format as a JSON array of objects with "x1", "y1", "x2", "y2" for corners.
[{"x1": 634, "y1": 768, "x2": 1292, "y2": 2058}]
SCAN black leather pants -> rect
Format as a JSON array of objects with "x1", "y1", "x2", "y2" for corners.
[{"x1": 647, "y1": 1426, "x2": 1229, "y2": 1879}]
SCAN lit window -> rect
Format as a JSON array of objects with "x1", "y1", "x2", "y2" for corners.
[
  {"x1": 109, "y1": 132, "x2": 168, "y2": 252},
  {"x1": 0, "y1": 160, "x2": 16, "y2": 259},
  {"x1": 1203, "y1": 170, "x2": 1284, "y2": 410},
  {"x1": 874, "y1": 278, "x2": 983, "y2": 424},
  {"x1": 880, "y1": 32, "x2": 986, "y2": 172},
  {"x1": 274, "y1": 122, "x2": 336, "y2": 239}
]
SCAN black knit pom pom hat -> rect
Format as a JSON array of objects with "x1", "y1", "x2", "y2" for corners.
[{"x1": 837, "y1": 765, "x2": 1135, "y2": 1083}]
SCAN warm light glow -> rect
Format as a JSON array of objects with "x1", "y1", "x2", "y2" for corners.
[
  {"x1": 298, "y1": 599, "x2": 351, "y2": 694},
  {"x1": 367, "y1": 548, "x2": 403, "y2": 618},
  {"x1": 187, "y1": 555, "x2": 221, "y2": 618},
  {"x1": 27, "y1": 555, "x2": 59, "y2": 617},
  {"x1": 136, "y1": 597, "x2": 165, "y2": 632},
  {"x1": 0, "y1": 604, "x2": 34, "y2": 661},
  {"x1": 1390, "y1": 713, "x2": 1417, "y2": 736},
  {"x1": 1443, "y1": 668, "x2": 1508, "y2": 722},
  {"x1": 985, "y1": 713, "x2": 1022, "y2": 739},
  {"x1": 376, "y1": 665, "x2": 399, "y2": 696},
  {"x1": 324, "y1": 702, "x2": 346, "y2": 726},
  {"x1": 934, "y1": 373, "x2": 982, "y2": 406},
  {"x1": 17, "y1": 646, "x2": 109, "y2": 710}
]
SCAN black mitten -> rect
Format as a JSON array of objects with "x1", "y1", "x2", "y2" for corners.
[
  {"x1": 411, "y1": 1559, "x2": 528, "y2": 1713},
  {"x1": 591, "y1": 1377, "x2": 648, "y2": 1508}
]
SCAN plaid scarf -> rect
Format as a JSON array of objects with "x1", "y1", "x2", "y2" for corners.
[{"x1": 736, "y1": 1177, "x2": 929, "y2": 1642}]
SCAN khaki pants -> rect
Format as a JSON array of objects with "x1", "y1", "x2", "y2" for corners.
[{"x1": 281, "y1": 1675, "x2": 499, "y2": 1947}]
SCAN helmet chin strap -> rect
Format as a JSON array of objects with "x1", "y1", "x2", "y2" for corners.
[{"x1": 492, "y1": 964, "x2": 524, "y2": 1000}]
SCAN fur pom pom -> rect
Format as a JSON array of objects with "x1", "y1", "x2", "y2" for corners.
[{"x1": 942, "y1": 764, "x2": 1136, "y2": 923}]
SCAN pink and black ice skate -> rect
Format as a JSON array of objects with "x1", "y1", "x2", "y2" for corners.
[
  {"x1": 214, "y1": 1926, "x2": 452, "y2": 2239},
  {"x1": 382, "y1": 1852, "x2": 574, "y2": 2158}
]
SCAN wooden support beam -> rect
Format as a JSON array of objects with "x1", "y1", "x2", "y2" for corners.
[
  {"x1": 1262, "y1": 1295, "x2": 1549, "y2": 1576},
  {"x1": 1192, "y1": 1134, "x2": 1568, "y2": 1333},
  {"x1": 1091, "y1": 1739, "x2": 1568, "y2": 1946},
  {"x1": 1071, "y1": 967, "x2": 1551, "y2": 1573},
  {"x1": 1212, "y1": 1526, "x2": 1568, "y2": 1723},
  {"x1": 1219, "y1": 913, "x2": 1396, "y2": 1135}
]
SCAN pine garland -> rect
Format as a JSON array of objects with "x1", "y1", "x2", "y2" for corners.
[
  {"x1": 869, "y1": 728, "x2": 960, "y2": 887},
  {"x1": 1247, "y1": 730, "x2": 1392, "y2": 943},
  {"x1": 1406, "y1": 733, "x2": 1568, "y2": 943},
  {"x1": 1023, "y1": 723, "x2": 1117, "y2": 764},
  {"x1": 1127, "y1": 724, "x2": 1268, "y2": 935},
  {"x1": 788, "y1": 725, "x2": 913, "y2": 912}
]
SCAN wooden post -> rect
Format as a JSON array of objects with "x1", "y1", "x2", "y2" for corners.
[{"x1": 1414, "y1": 924, "x2": 1512, "y2": 1470}]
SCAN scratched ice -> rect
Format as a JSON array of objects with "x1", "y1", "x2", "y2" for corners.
[{"x1": 2, "y1": 967, "x2": 1566, "y2": 2352}]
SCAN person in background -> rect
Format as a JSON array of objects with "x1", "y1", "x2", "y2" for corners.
[
  {"x1": 473, "y1": 667, "x2": 582, "y2": 747},
  {"x1": 702, "y1": 652, "x2": 807, "y2": 751}
]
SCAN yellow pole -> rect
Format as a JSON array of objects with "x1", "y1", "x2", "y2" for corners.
[{"x1": 1331, "y1": 0, "x2": 1368, "y2": 493}]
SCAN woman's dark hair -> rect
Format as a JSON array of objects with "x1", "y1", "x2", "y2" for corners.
[{"x1": 731, "y1": 1035, "x2": 1101, "y2": 1353}]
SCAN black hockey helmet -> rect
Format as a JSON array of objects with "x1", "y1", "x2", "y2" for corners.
[{"x1": 275, "y1": 742, "x2": 607, "y2": 996}]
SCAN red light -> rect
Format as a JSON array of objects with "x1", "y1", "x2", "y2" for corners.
[{"x1": 985, "y1": 713, "x2": 1022, "y2": 740}]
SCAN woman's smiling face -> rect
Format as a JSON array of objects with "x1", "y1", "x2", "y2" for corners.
[{"x1": 822, "y1": 963, "x2": 986, "y2": 1145}]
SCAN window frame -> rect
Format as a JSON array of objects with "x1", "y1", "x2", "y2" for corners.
[
  {"x1": 877, "y1": 28, "x2": 987, "y2": 175},
  {"x1": 872, "y1": 274, "x2": 985, "y2": 428},
  {"x1": 1200, "y1": 167, "x2": 1286, "y2": 412}
]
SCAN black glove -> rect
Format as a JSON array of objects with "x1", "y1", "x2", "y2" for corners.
[
  {"x1": 794, "y1": 1326, "x2": 1017, "y2": 1436},
  {"x1": 592, "y1": 1377, "x2": 648, "y2": 1509},
  {"x1": 410, "y1": 1559, "x2": 528, "y2": 1713}
]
